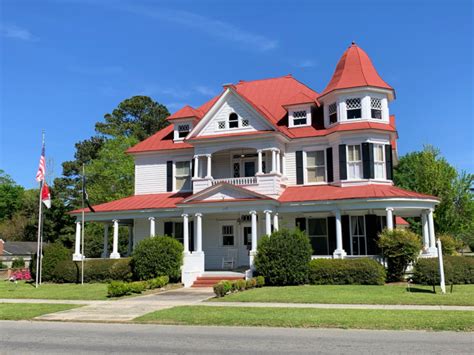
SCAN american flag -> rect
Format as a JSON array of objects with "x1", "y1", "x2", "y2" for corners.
[{"x1": 36, "y1": 144, "x2": 46, "y2": 182}]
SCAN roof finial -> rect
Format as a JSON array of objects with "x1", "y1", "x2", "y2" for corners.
[{"x1": 351, "y1": 41, "x2": 356, "y2": 45}]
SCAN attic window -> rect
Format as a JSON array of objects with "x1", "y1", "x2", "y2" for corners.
[
  {"x1": 293, "y1": 110, "x2": 308, "y2": 126},
  {"x1": 346, "y1": 98, "x2": 362, "y2": 119},
  {"x1": 328, "y1": 103, "x2": 338, "y2": 124},
  {"x1": 178, "y1": 124, "x2": 190, "y2": 139},
  {"x1": 229, "y1": 113, "x2": 239, "y2": 128},
  {"x1": 371, "y1": 98, "x2": 382, "y2": 119}
]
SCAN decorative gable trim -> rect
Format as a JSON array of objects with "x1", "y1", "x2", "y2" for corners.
[{"x1": 181, "y1": 182, "x2": 273, "y2": 204}]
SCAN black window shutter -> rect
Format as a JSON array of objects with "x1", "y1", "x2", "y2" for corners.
[
  {"x1": 365, "y1": 214, "x2": 379, "y2": 255},
  {"x1": 338, "y1": 144, "x2": 347, "y2": 180},
  {"x1": 362, "y1": 143, "x2": 374, "y2": 179},
  {"x1": 385, "y1": 144, "x2": 393, "y2": 180},
  {"x1": 327, "y1": 216, "x2": 336, "y2": 254},
  {"x1": 191, "y1": 159, "x2": 195, "y2": 179},
  {"x1": 296, "y1": 151, "x2": 304, "y2": 185},
  {"x1": 166, "y1": 161, "x2": 173, "y2": 192},
  {"x1": 295, "y1": 217, "x2": 306, "y2": 232},
  {"x1": 189, "y1": 221, "x2": 194, "y2": 252},
  {"x1": 164, "y1": 221, "x2": 173, "y2": 236},
  {"x1": 326, "y1": 148, "x2": 333, "y2": 182},
  {"x1": 341, "y1": 215, "x2": 351, "y2": 253}
]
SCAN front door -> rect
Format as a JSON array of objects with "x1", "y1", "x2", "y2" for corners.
[{"x1": 350, "y1": 216, "x2": 367, "y2": 255}]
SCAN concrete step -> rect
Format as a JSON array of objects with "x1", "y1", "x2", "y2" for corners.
[{"x1": 191, "y1": 275, "x2": 245, "y2": 288}]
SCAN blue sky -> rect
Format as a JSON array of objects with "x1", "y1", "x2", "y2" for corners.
[{"x1": 1, "y1": 0, "x2": 472, "y2": 188}]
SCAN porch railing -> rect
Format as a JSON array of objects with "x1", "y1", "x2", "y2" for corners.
[{"x1": 212, "y1": 176, "x2": 258, "y2": 186}]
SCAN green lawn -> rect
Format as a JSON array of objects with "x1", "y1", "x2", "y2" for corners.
[
  {"x1": 0, "y1": 303, "x2": 81, "y2": 320},
  {"x1": 209, "y1": 285, "x2": 474, "y2": 306},
  {"x1": 136, "y1": 306, "x2": 474, "y2": 331},
  {"x1": 0, "y1": 281, "x2": 108, "y2": 300}
]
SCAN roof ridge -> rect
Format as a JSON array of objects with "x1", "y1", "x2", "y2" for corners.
[
  {"x1": 235, "y1": 74, "x2": 293, "y2": 86},
  {"x1": 355, "y1": 45, "x2": 369, "y2": 86}
]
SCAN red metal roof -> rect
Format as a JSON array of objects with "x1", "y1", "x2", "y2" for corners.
[
  {"x1": 282, "y1": 91, "x2": 318, "y2": 107},
  {"x1": 279, "y1": 184, "x2": 437, "y2": 203},
  {"x1": 70, "y1": 192, "x2": 191, "y2": 214},
  {"x1": 167, "y1": 105, "x2": 203, "y2": 121},
  {"x1": 321, "y1": 43, "x2": 393, "y2": 97},
  {"x1": 396, "y1": 216, "x2": 410, "y2": 225}
]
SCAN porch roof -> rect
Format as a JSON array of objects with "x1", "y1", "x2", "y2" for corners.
[{"x1": 279, "y1": 184, "x2": 438, "y2": 203}]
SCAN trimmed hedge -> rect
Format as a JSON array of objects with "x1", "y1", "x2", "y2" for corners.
[
  {"x1": 255, "y1": 228, "x2": 312, "y2": 286},
  {"x1": 107, "y1": 275, "x2": 169, "y2": 297},
  {"x1": 412, "y1": 256, "x2": 474, "y2": 285},
  {"x1": 213, "y1": 277, "x2": 264, "y2": 298},
  {"x1": 12, "y1": 257, "x2": 25, "y2": 268},
  {"x1": 50, "y1": 258, "x2": 132, "y2": 283},
  {"x1": 132, "y1": 236, "x2": 183, "y2": 281},
  {"x1": 31, "y1": 242, "x2": 71, "y2": 281},
  {"x1": 308, "y1": 258, "x2": 386, "y2": 285}
]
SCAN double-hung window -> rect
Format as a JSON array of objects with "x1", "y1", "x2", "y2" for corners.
[
  {"x1": 374, "y1": 144, "x2": 386, "y2": 179},
  {"x1": 175, "y1": 161, "x2": 191, "y2": 190},
  {"x1": 350, "y1": 216, "x2": 366, "y2": 255},
  {"x1": 222, "y1": 225, "x2": 234, "y2": 246},
  {"x1": 308, "y1": 218, "x2": 329, "y2": 255},
  {"x1": 370, "y1": 98, "x2": 382, "y2": 119},
  {"x1": 229, "y1": 113, "x2": 239, "y2": 128},
  {"x1": 328, "y1": 102, "x2": 338, "y2": 124},
  {"x1": 346, "y1": 98, "x2": 362, "y2": 119},
  {"x1": 347, "y1": 145, "x2": 363, "y2": 179},
  {"x1": 292, "y1": 110, "x2": 308, "y2": 126},
  {"x1": 306, "y1": 150, "x2": 326, "y2": 183}
]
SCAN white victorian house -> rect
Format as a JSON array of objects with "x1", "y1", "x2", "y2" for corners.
[{"x1": 72, "y1": 43, "x2": 439, "y2": 287}]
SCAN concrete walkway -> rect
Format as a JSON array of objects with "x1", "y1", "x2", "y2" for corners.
[
  {"x1": 32, "y1": 287, "x2": 215, "y2": 322},
  {"x1": 204, "y1": 301, "x2": 474, "y2": 311}
]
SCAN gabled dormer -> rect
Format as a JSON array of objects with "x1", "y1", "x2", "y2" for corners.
[
  {"x1": 319, "y1": 42, "x2": 395, "y2": 128},
  {"x1": 167, "y1": 105, "x2": 202, "y2": 142},
  {"x1": 282, "y1": 92, "x2": 318, "y2": 128}
]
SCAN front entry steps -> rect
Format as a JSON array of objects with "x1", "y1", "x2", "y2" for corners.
[{"x1": 191, "y1": 272, "x2": 245, "y2": 288}]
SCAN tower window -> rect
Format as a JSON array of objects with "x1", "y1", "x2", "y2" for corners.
[
  {"x1": 293, "y1": 110, "x2": 308, "y2": 126},
  {"x1": 229, "y1": 113, "x2": 239, "y2": 128},
  {"x1": 328, "y1": 102, "x2": 338, "y2": 124},
  {"x1": 371, "y1": 98, "x2": 382, "y2": 119},
  {"x1": 346, "y1": 98, "x2": 362, "y2": 119}
]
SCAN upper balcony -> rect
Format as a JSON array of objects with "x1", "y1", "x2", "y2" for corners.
[{"x1": 192, "y1": 147, "x2": 285, "y2": 197}]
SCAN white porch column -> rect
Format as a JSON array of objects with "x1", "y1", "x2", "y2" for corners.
[
  {"x1": 110, "y1": 219, "x2": 120, "y2": 259},
  {"x1": 386, "y1": 208, "x2": 394, "y2": 230},
  {"x1": 101, "y1": 223, "x2": 109, "y2": 258},
  {"x1": 281, "y1": 154, "x2": 286, "y2": 176},
  {"x1": 250, "y1": 211, "x2": 258, "y2": 252},
  {"x1": 264, "y1": 210, "x2": 272, "y2": 235},
  {"x1": 422, "y1": 211, "x2": 430, "y2": 252},
  {"x1": 273, "y1": 213, "x2": 279, "y2": 231},
  {"x1": 182, "y1": 214, "x2": 189, "y2": 254},
  {"x1": 73, "y1": 221, "x2": 82, "y2": 260},
  {"x1": 333, "y1": 209, "x2": 346, "y2": 259},
  {"x1": 428, "y1": 208, "x2": 437, "y2": 255},
  {"x1": 127, "y1": 225, "x2": 133, "y2": 256},
  {"x1": 193, "y1": 155, "x2": 200, "y2": 178},
  {"x1": 257, "y1": 150, "x2": 263, "y2": 174},
  {"x1": 149, "y1": 217, "x2": 156, "y2": 237},
  {"x1": 276, "y1": 150, "x2": 281, "y2": 174},
  {"x1": 271, "y1": 149, "x2": 277, "y2": 173},
  {"x1": 205, "y1": 154, "x2": 212, "y2": 179},
  {"x1": 195, "y1": 213, "x2": 203, "y2": 253}
]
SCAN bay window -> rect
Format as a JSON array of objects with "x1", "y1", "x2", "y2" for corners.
[
  {"x1": 370, "y1": 98, "x2": 382, "y2": 119},
  {"x1": 346, "y1": 98, "x2": 362, "y2": 119},
  {"x1": 347, "y1": 145, "x2": 362, "y2": 179},
  {"x1": 328, "y1": 102, "x2": 338, "y2": 124},
  {"x1": 306, "y1": 150, "x2": 326, "y2": 183},
  {"x1": 374, "y1": 144, "x2": 386, "y2": 179}
]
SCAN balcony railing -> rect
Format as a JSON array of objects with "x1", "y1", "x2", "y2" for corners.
[{"x1": 211, "y1": 176, "x2": 258, "y2": 186}]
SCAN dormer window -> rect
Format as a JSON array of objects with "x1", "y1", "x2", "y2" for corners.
[
  {"x1": 293, "y1": 110, "x2": 308, "y2": 126},
  {"x1": 328, "y1": 102, "x2": 338, "y2": 124},
  {"x1": 371, "y1": 98, "x2": 382, "y2": 119},
  {"x1": 229, "y1": 113, "x2": 239, "y2": 128},
  {"x1": 178, "y1": 124, "x2": 190, "y2": 139},
  {"x1": 346, "y1": 98, "x2": 362, "y2": 119}
]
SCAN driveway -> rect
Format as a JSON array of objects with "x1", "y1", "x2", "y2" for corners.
[{"x1": 34, "y1": 287, "x2": 214, "y2": 322}]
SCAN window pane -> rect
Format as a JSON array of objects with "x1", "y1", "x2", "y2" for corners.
[
  {"x1": 374, "y1": 145, "x2": 383, "y2": 161},
  {"x1": 371, "y1": 109, "x2": 382, "y2": 119},
  {"x1": 307, "y1": 152, "x2": 316, "y2": 167},
  {"x1": 315, "y1": 151, "x2": 325, "y2": 166},
  {"x1": 176, "y1": 161, "x2": 190, "y2": 175},
  {"x1": 347, "y1": 109, "x2": 362, "y2": 119}
]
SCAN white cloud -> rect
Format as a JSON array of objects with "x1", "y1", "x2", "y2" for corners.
[
  {"x1": 0, "y1": 24, "x2": 34, "y2": 41},
  {"x1": 120, "y1": 5, "x2": 278, "y2": 52}
]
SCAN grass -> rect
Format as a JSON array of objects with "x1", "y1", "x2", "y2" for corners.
[
  {"x1": 136, "y1": 305, "x2": 474, "y2": 331},
  {"x1": 209, "y1": 284, "x2": 474, "y2": 306},
  {"x1": 0, "y1": 281, "x2": 109, "y2": 300},
  {"x1": 0, "y1": 303, "x2": 81, "y2": 320}
]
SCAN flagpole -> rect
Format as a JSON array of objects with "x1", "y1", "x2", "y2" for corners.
[
  {"x1": 81, "y1": 164, "x2": 85, "y2": 285},
  {"x1": 35, "y1": 131, "x2": 45, "y2": 288}
]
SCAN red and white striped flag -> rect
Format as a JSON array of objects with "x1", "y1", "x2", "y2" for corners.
[
  {"x1": 41, "y1": 182, "x2": 51, "y2": 209},
  {"x1": 36, "y1": 144, "x2": 45, "y2": 182}
]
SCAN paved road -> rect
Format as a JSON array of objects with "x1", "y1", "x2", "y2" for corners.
[{"x1": 1, "y1": 321, "x2": 472, "y2": 354}]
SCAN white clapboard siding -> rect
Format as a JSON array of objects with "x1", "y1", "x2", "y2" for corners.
[
  {"x1": 212, "y1": 152, "x2": 230, "y2": 179},
  {"x1": 285, "y1": 151, "x2": 297, "y2": 185},
  {"x1": 199, "y1": 93, "x2": 271, "y2": 137}
]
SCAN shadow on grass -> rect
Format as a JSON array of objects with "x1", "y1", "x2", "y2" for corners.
[{"x1": 406, "y1": 287, "x2": 435, "y2": 294}]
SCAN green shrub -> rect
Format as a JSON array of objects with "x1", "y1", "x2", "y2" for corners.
[
  {"x1": 255, "y1": 228, "x2": 312, "y2": 286},
  {"x1": 31, "y1": 242, "x2": 71, "y2": 281},
  {"x1": 0, "y1": 262, "x2": 6, "y2": 269},
  {"x1": 255, "y1": 276, "x2": 265, "y2": 287},
  {"x1": 213, "y1": 282, "x2": 226, "y2": 297},
  {"x1": 129, "y1": 281, "x2": 147, "y2": 293},
  {"x1": 245, "y1": 279, "x2": 253, "y2": 289},
  {"x1": 438, "y1": 234, "x2": 463, "y2": 256},
  {"x1": 146, "y1": 276, "x2": 169, "y2": 289},
  {"x1": 12, "y1": 257, "x2": 25, "y2": 269},
  {"x1": 132, "y1": 236, "x2": 183, "y2": 281},
  {"x1": 107, "y1": 281, "x2": 132, "y2": 297},
  {"x1": 308, "y1": 258, "x2": 386, "y2": 285},
  {"x1": 378, "y1": 229, "x2": 422, "y2": 282},
  {"x1": 413, "y1": 256, "x2": 474, "y2": 285},
  {"x1": 235, "y1": 279, "x2": 246, "y2": 291}
]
